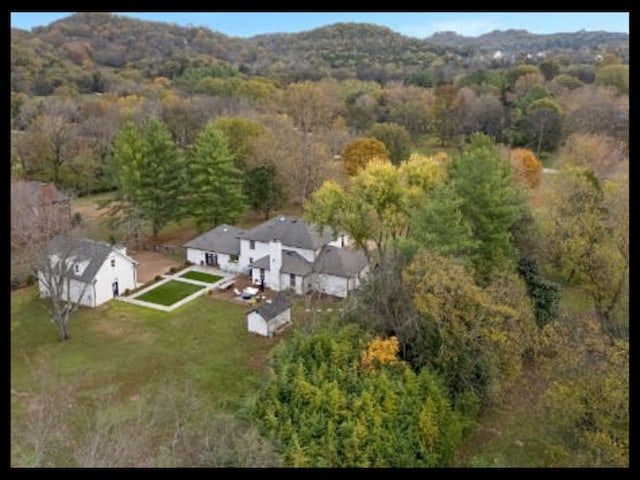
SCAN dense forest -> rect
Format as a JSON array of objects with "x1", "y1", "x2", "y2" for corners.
[{"x1": 11, "y1": 13, "x2": 628, "y2": 468}]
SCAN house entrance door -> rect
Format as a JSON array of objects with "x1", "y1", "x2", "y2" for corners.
[
  {"x1": 205, "y1": 253, "x2": 217, "y2": 266},
  {"x1": 112, "y1": 281, "x2": 119, "y2": 297}
]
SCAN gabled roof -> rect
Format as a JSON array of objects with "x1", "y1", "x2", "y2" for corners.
[
  {"x1": 251, "y1": 294, "x2": 291, "y2": 321},
  {"x1": 251, "y1": 250, "x2": 313, "y2": 276},
  {"x1": 183, "y1": 224, "x2": 246, "y2": 256},
  {"x1": 40, "y1": 237, "x2": 137, "y2": 284},
  {"x1": 314, "y1": 246, "x2": 368, "y2": 278},
  {"x1": 239, "y1": 216, "x2": 334, "y2": 251}
]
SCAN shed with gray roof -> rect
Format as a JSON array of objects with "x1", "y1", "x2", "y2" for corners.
[{"x1": 247, "y1": 294, "x2": 292, "y2": 337}]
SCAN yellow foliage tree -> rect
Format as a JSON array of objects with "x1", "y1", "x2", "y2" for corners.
[
  {"x1": 398, "y1": 152, "x2": 449, "y2": 205},
  {"x1": 360, "y1": 336, "x2": 400, "y2": 371},
  {"x1": 510, "y1": 148, "x2": 542, "y2": 189},
  {"x1": 342, "y1": 137, "x2": 389, "y2": 176},
  {"x1": 153, "y1": 76, "x2": 171, "y2": 88}
]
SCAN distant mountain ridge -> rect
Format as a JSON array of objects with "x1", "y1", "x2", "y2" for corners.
[
  {"x1": 424, "y1": 28, "x2": 628, "y2": 52},
  {"x1": 11, "y1": 13, "x2": 629, "y2": 92}
]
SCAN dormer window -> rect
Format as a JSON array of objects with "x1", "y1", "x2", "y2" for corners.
[{"x1": 250, "y1": 240, "x2": 255, "y2": 250}]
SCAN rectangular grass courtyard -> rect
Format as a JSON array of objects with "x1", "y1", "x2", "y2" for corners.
[
  {"x1": 179, "y1": 271, "x2": 223, "y2": 283},
  {"x1": 136, "y1": 280, "x2": 205, "y2": 306}
]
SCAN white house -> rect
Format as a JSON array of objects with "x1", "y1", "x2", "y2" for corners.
[
  {"x1": 37, "y1": 237, "x2": 138, "y2": 308},
  {"x1": 182, "y1": 216, "x2": 367, "y2": 298},
  {"x1": 247, "y1": 294, "x2": 292, "y2": 337},
  {"x1": 183, "y1": 224, "x2": 247, "y2": 273}
]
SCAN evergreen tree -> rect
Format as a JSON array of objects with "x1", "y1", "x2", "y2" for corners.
[
  {"x1": 448, "y1": 133, "x2": 526, "y2": 283},
  {"x1": 139, "y1": 118, "x2": 187, "y2": 239},
  {"x1": 111, "y1": 119, "x2": 186, "y2": 241},
  {"x1": 243, "y1": 164, "x2": 284, "y2": 220},
  {"x1": 188, "y1": 123, "x2": 246, "y2": 231}
]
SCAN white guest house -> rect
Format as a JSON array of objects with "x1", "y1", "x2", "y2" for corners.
[{"x1": 37, "y1": 237, "x2": 138, "y2": 308}]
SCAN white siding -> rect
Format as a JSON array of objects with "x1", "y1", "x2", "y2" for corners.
[
  {"x1": 93, "y1": 253, "x2": 137, "y2": 306},
  {"x1": 186, "y1": 248, "x2": 241, "y2": 273},
  {"x1": 282, "y1": 246, "x2": 316, "y2": 263},
  {"x1": 247, "y1": 309, "x2": 291, "y2": 337},
  {"x1": 315, "y1": 274, "x2": 349, "y2": 298},
  {"x1": 186, "y1": 248, "x2": 205, "y2": 265},
  {"x1": 38, "y1": 251, "x2": 137, "y2": 308},
  {"x1": 251, "y1": 268, "x2": 306, "y2": 295},
  {"x1": 251, "y1": 267, "x2": 269, "y2": 287},
  {"x1": 217, "y1": 254, "x2": 242, "y2": 273},
  {"x1": 239, "y1": 239, "x2": 269, "y2": 273},
  {"x1": 280, "y1": 273, "x2": 304, "y2": 295},
  {"x1": 247, "y1": 311, "x2": 268, "y2": 336},
  {"x1": 37, "y1": 273, "x2": 96, "y2": 307}
]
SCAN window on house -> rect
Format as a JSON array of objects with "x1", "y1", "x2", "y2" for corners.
[
  {"x1": 230, "y1": 254, "x2": 239, "y2": 262},
  {"x1": 249, "y1": 257, "x2": 254, "y2": 264},
  {"x1": 290, "y1": 274, "x2": 296, "y2": 288},
  {"x1": 249, "y1": 240, "x2": 255, "y2": 250},
  {"x1": 74, "y1": 264, "x2": 79, "y2": 274},
  {"x1": 111, "y1": 258, "x2": 116, "y2": 268}
]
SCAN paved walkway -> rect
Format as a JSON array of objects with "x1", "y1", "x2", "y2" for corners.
[{"x1": 117, "y1": 266, "x2": 235, "y2": 312}]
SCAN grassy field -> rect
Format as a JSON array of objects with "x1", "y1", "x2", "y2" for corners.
[
  {"x1": 11, "y1": 286, "x2": 280, "y2": 464},
  {"x1": 135, "y1": 280, "x2": 205, "y2": 306},
  {"x1": 180, "y1": 271, "x2": 223, "y2": 284},
  {"x1": 11, "y1": 286, "x2": 277, "y2": 405}
]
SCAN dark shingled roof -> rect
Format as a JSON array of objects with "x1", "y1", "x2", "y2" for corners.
[
  {"x1": 251, "y1": 294, "x2": 291, "y2": 321},
  {"x1": 313, "y1": 246, "x2": 368, "y2": 278},
  {"x1": 183, "y1": 224, "x2": 246, "y2": 256},
  {"x1": 41, "y1": 237, "x2": 138, "y2": 284},
  {"x1": 251, "y1": 250, "x2": 313, "y2": 276},
  {"x1": 239, "y1": 216, "x2": 334, "y2": 250}
]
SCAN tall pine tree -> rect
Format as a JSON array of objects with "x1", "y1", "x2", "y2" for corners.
[
  {"x1": 110, "y1": 119, "x2": 186, "y2": 241},
  {"x1": 448, "y1": 133, "x2": 526, "y2": 283},
  {"x1": 188, "y1": 123, "x2": 246, "y2": 231},
  {"x1": 139, "y1": 118, "x2": 187, "y2": 239}
]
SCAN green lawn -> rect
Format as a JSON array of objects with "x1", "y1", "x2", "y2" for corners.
[
  {"x1": 180, "y1": 271, "x2": 223, "y2": 284},
  {"x1": 135, "y1": 280, "x2": 205, "y2": 306},
  {"x1": 11, "y1": 286, "x2": 279, "y2": 465}
]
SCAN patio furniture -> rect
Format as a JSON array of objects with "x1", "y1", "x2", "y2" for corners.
[{"x1": 241, "y1": 286, "x2": 259, "y2": 300}]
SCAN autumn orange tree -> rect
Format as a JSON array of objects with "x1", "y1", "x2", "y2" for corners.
[
  {"x1": 360, "y1": 336, "x2": 400, "y2": 371},
  {"x1": 509, "y1": 148, "x2": 542, "y2": 189},
  {"x1": 341, "y1": 137, "x2": 389, "y2": 175}
]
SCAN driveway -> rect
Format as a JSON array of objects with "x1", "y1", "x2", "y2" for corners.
[{"x1": 130, "y1": 250, "x2": 183, "y2": 284}]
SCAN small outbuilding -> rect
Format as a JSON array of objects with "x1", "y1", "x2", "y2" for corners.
[{"x1": 247, "y1": 294, "x2": 291, "y2": 337}]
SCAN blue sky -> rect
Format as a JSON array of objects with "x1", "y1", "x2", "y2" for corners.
[{"x1": 11, "y1": 12, "x2": 629, "y2": 38}]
